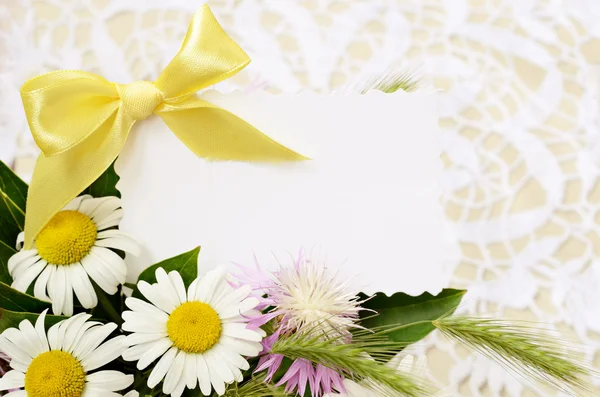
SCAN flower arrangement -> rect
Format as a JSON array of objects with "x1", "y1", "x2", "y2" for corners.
[
  {"x1": 0, "y1": 5, "x2": 597, "y2": 397},
  {"x1": 0, "y1": 161, "x2": 596, "y2": 397}
]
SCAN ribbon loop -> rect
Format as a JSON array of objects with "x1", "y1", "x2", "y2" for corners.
[
  {"x1": 21, "y1": 4, "x2": 307, "y2": 249},
  {"x1": 116, "y1": 81, "x2": 163, "y2": 121}
]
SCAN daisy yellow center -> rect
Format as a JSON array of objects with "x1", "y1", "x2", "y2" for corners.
[
  {"x1": 167, "y1": 301, "x2": 222, "y2": 353},
  {"x1": 36, "y1": 210, "x2": 97, "y2": 265},
  {"x1": 24, "y1": 350, "x2": 86, "y2": 397}
]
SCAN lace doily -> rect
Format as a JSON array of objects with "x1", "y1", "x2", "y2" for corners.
[{"x1": 1, "y1": 0, "x2": 599, "y2": 395}]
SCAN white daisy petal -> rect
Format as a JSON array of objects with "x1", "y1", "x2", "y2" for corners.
[
  {"x1": 18, "y1": 318, "x2": 44, "y2": 357},
  {"x1": 223, "y1": 359, "x2": 242, "y2": 384},
  {"x1": 63, "y1": 194, "x2": 92, "y2": 211},
  {"x1": 95, "y1": 230, "x2": 140, "y2": 255},
  {"x1": 0, "y1": 370, "x2": 25, "y2": 391},
  {"x1": 69, "y1": 264, "x2": 98, "y2": 309},
  {"x1": 89, "y1": 246, "x2": 127, "y2": 281},
  {"x1": 213, "y1": 284, "x2": 252, "y2": 313},
  {"x1": 89, "y1": 197, "x2": 121, "y2": 222},
  {"x1": 221, "y1": 323, "x2": 262, "y2": 342},
  {"x1": 49, "y1": 265, "x2": 67, "y2": 315},
  {"x1": 82, "y1": 255, "x2": 119, "y2": 295},
  {"x1": 133, "y1": 338, "x2": 173, "y2": 370},
  {"x1": 47, "y1": 318, "x2": 61, "y2": 351},
  {"x1": 10, "y1": 254, "x2": 43, "y2": 281},
  {"x1": 163, "y1": 349, "x2": 186, "y2": 395},
  {"x1": 194, "y1": 267, "x2": 226, "y2": 303},
  {"x1": 63, "y1": 272, "x2": 74, "y2": 317},
  {"x1": 137, "y1": 281, "x2": 177, "y2": 313},
  {"x1": 121, "y1": 311, "x2": 168, "y2": 334},
  {"x1": 218, "y1": 297, "x2": 259, "y2": 320},
  {"x1": 3, "y1": 328, "x2": 38, "y2": 360},
  {"x1": 94, "y1": 237, "x2": 140, "y2": 256},
  {"x1": 0, "y1": 335, "x2": 32, "y2": 366},
  {"x1": 55, "y1": 313, "x2": 89, "y2": 351},
  {"x1": 81, "y1": 387, "x2": 122, "y2": 397},
  {"x1": 123, "y1": 391, "x2": 139, "y2": 397},
  {"x1": 15, "y1": 232, "x2": 24, "y2": 250},
  {"x1": 208, "y1": 282, "x2": 232, "y2": 307},
  {"x1": 8, "y1": 359, "x2": 28, "y2": 373},
  {"x1": 168, "y1": 271, "x2": 187, "y2": 304},
  {"x1": 205, "y1": 348, "x2": 234, "y2": 384},
  {"x1": 155, "y1": 268, "x2": 182, "y2": 307},
  {"x1": 7, "y1": 249, "x2": 38, "y2": 274},
  {"x1": 147, "y1": 346, "x2": 177, "y2": 388},
  {"x1": 184, "y1": 351, "x2": 198, "y2": 389},
  {"x1": 85, "y1": 371, "x2": 134, "y2": 391},
  {"x1": 125, "y1": 297, "x2": 170, "y2": 317},
  {"x1": 219, "y1": 336, "x2": 262, "y2": 357},
  {"x1": 122, "y1": 342, "x2": 152, "y2": 362},
  {"x1": 62, "y1": 313, "x2": 93, "y2": 353},
  {"x1": 76, "y1": 196, "x2": 107, "y2": 217},
  {"x1": 205, "y1": 352, "x2": 226, "y2": 395},
  {"x1": 213, "y1": 343, "x2": 249, "y2": 371},
  {"x1": 11, "y1": 258, "x2": 46, "y2": 294},
  {"x1": 94, "y1": 208, "x2": 124, "y2": 230},
  {"x1": 171, "y1": 378, "x2": 187, "y2": 397},
  {"x1": 81, "y1": 335, "x2": 127, "y2": 371},
  {"x1": 196, "y1": 354, "x2": 212, "y2": 396},
  {"x1": 33, "y1": 264, "x2": 53, "y2": 302},
  {"x1": 34, "y1": 309, "x2": 50, "y2": 353},
  {"x1": 3, "y1": 391, "x2": 27, "y2": 397},
  {"x1": 187, "y1": 278, "x2": 198, "y2": 302},
  {"x1": 124, "y1": 332, "x2": 168, "y2": 347},
  {"x1": 66, "y1": 321, "x2": 101, "y2": 355},
  {"x1": 73, "y1": 323, "x2": 118, "y2": 360}
]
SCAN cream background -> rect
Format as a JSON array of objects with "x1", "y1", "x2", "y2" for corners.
[{"x1": 1, "y1": 0, "x2": 600, "y2": 396}]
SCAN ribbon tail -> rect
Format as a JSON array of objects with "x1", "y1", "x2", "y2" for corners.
[
  {"x1": 156, "y1": 97, "x2": 308, "y2": 162},
  {"x1": 23, "y1": 111, "x2": 133, "y2": 249}
]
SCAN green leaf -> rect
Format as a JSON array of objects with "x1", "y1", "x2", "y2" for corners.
[
  {"x1": 129, "y1": 370, "x2": 155, "y2": 397},
  {"x1": 0, "y1": 280, "x2": 51, "y2": 313},
  {"x1": 91, "y1": 281, "x2": 125, "y2": 326},
  {"x1": 133, "y1": 247, "x2": 200, "y2": 299},
  {"x1": 84, "y1": 161, "x2": 121, "y2": 198},
  {"x1": 0, "y1": 161, "x2": 27, "y2": 281},
  {"x1": 0, "y1": 240, "x2": 15, "y2": 284},
  {"x1": 0, "y1": 307, "x2": 66, "y2": 332},
  {"x1": 358, "y1": 289, "x2": 466, "y2": 345}
]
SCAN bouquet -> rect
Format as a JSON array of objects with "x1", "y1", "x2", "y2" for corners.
[
  {"x1": 0, "y1": 5, "x2": 596, "y2": 397},
  {"x1": 0, "y1": 161, "x2": 595, "y2": 397}
]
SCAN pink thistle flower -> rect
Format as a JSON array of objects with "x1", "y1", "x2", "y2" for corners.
[
  {"x1": 277, "y1": 358, "x2": 316, "y2": 396},
  {"x1": 234, "y1": 250, "x2": 363, "y2": 396}
]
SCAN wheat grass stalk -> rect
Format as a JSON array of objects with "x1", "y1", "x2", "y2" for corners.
[
  {"x1": 271, "y1": 327, "x2": 432, "y2": 397},
  {"x1": 359, "y1": 68, "x2": 421, "y2": 94},
  {"x1": 433, "y1": 316, "x2": 596, "y2": 394},
  {"x1": 225, "y1": 374, "x2": 288, "y2": 397}
]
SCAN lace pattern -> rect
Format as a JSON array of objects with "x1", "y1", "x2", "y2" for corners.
[{"x1": 1, "y1": 1, "x2": 599, "y2": 395}]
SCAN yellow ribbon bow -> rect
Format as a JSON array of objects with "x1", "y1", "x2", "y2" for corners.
[{"x1": 20, "y1": 5, "x2": 306, "y2": 249}]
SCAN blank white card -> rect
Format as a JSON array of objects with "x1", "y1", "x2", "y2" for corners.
[{"x1": 116, "y1": 90, "x2": 445, "y2": 295}]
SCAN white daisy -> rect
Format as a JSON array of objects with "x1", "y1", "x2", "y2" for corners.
[
  {"x1": 121, "y1": 267, "x2": 264, "y2": 397},
  {"x1": 0, "y1": 310, "x2": 135, "y2": 397},
  {"x1": 8, "y1": 195, "x2": 140, "y2": 316}
]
